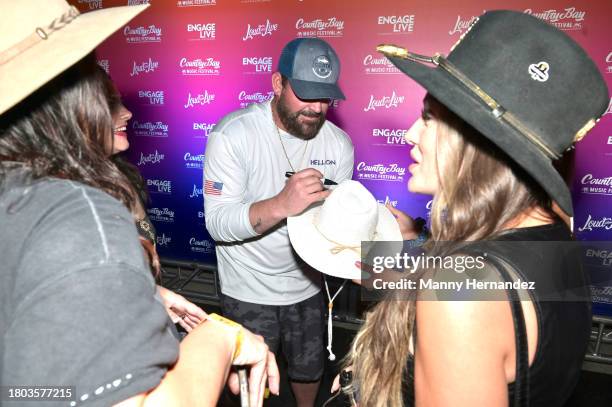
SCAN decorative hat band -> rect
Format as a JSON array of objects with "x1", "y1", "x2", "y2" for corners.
[
  {"x1": 313, "y1": 221, "x2": 362, "y2": 255},
  {"x1": 0, "y1": 6, "x2": 80, "y2": 66},
  {"x1": 377, "y1": 44, "x2": 598, "y2": 160}
]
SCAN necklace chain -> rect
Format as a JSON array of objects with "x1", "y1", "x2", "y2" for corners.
[{"x1": 274, "y1": 115, "x2": 308, "y2": 173}]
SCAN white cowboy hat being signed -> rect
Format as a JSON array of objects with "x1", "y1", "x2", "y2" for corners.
[
  {"x1": 287, "y1": 180, "x2": 402, "y2": 280},
  {"x1": 0, "y1": 0, "x2": 149, "y2": 115}
]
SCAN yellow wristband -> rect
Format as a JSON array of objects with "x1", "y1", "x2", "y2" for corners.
[{"x1": 207, "y1": 313, "x2": 243, "y2": 361}]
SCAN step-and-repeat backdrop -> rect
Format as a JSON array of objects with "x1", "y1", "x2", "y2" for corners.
[{"x1": 71, "y1": 0, "x2": 612, "y2": 313}]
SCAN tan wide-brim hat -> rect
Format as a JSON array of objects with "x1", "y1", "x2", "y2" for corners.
[{"x1": 0, "y1": 0, "x2": 149, "y2": 115}]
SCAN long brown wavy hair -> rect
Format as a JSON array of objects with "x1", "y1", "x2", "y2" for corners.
[
  {"x1": 345, "y1": 95, "x2": 555, "y2": 406},
  {"x1": 0, "y1": 53, "x2": 138, "y2": 212}
]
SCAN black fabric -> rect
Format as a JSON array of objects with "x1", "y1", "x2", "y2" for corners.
[
  {"x1": 403, "y1": 223, "x2": 591, "y2": 406},
  {"x1": 486, "y1": 253, "x2": 530, "y2": 407}
]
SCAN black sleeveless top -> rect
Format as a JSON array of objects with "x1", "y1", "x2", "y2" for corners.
[{"x1": 404, "y1": 223, "x2": 591, "y2": 406}]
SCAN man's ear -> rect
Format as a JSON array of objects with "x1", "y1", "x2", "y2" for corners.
[{"x1": 271, "y1": 72, "x2": 283, "y2": 97}]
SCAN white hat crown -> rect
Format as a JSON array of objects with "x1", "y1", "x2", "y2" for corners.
[{"x1": 314, "y1": 180, "x2": 378, "y2": 247}]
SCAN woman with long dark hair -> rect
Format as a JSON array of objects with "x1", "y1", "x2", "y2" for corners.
[
  {"x1": 103, "y1": 74, "x2": 207, "y2": 332},
  {"x1": 338, "y1": 10, "x2": 608, "y2": 407},
  {"x1": 1, "y1": 2, "x2": 278, "y2": 405}
]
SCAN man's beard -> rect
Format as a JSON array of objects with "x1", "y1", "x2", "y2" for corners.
[{"x1": 275, "y1": 93, "x2": 326, "y2": 140}]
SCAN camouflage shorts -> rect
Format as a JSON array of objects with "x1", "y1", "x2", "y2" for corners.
[{"x1": 220, "y1": 292, "x2": 325, "y2": 382}]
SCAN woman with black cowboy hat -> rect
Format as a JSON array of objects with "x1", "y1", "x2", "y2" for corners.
[
  {"x1": 337, "y1": 10, "x2": 609, "y2": 407},
  {"x1": 0, "y1": 1, "x2": 278, "y2": 405}
]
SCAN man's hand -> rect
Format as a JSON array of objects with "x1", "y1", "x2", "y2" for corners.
[
  {"x1": 275, "y1": 168, "x2": 331, "y2": 218},
  {"x1": 249, "y1": 168, "x2": 331, "y2": 235}
]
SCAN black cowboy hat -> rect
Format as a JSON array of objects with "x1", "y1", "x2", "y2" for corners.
[{"x1": 379, "y1": 10, "x2": 609, "y2": 216}]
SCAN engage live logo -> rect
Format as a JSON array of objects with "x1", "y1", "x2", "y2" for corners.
[
  {"x1": 377, "y1": 15, "x2": 415, "y2": 35},
  {"x1": 138, "y1": 90, "x2": 164, "y2": 106},
  {"x1": 78, "y1": 0, "x2": 103, "y2": 10},
  {"x1": 243, "y1": 56, "x2": 273, "y2": 75},
  {"x1": 186, "y1": 23, "x2": 216, "y2": 40},
  {"x1": 146, "y1": 178, "x2": 172, "y2": 195}
]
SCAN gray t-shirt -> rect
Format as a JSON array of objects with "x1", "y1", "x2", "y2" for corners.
[{"x1": 1, "y1": 168, "x2": 178, "y2": 406}]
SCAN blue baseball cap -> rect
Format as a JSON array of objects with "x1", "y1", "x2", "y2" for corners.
[{"x1": 278, "y1": 38, "x2": 345, "y2": 101}]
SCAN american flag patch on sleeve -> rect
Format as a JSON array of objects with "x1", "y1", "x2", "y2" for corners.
[{"x1": 204, "y1": 180, "x2": 224, "y2": 195}]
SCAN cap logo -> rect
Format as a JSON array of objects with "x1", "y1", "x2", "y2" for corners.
[
  {"x1": 312, "y1": 55, "x2": 332, "y2": 79},
  {"x1": 528, "y1": 61, "x2": 550, "y2": 82}
]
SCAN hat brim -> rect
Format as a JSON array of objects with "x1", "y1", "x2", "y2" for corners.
[
  {"x1": 386, "y1": 55, "x2": 573, "y2": 216},
  {"x1": 289, "y1": 78, "x2": 346, "y2": 101},
  {"x1": 287, "y1": 202, "x2": 403, "y2": 280},
  {"x1": 0, "y1": 4, "x2": 149, "y2": 115}
]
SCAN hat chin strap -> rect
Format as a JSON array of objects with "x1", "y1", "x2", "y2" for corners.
[{"x1": 324, "y1": 277, "x2": 347, "y2": 361}]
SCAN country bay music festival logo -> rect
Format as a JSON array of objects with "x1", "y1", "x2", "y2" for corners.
[
  {"x1": 523, "y1": 7, "x2": 586, "y2": 31},
  {"x1": 356, "y1": 161, "x2": 406, "y2": 182},
  {"x1": 179, "y1": 57, "x2": 221, "y2": 76},
  {"x1": 189, "y1": 237, "x2": 215, "y2": 254},
  {"x1": 124, "y1": 24, "x2": 162, "y2": 43},
  {"x1": 579, "y1": 173, "x2": 612, "y2": 196},
  {"x1": 132, "y1": 120, "x2": 169, "y2": 138},
  {"x1": 184, "y1": 152, "x2": 205, "y2": 170},
  {"x1": 147, "y1": 207, "x2": 175, "y2": 223},
  {"x1": 295, "y1": 17, "x2": 344, "y2": 38},
  {"x1": 362, "y1": 53, "x2": 401, "y2": 75},
  {"x1": 238, "y1": 90, "x2": 274, "y2": 109},
  {"x1": 177, "y1": 0, "x2": 216, "y2": 7}
]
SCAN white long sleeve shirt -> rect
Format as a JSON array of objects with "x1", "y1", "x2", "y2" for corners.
[{"x1": 203, "y1": 100, "x2": 354, "y2": 305}]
